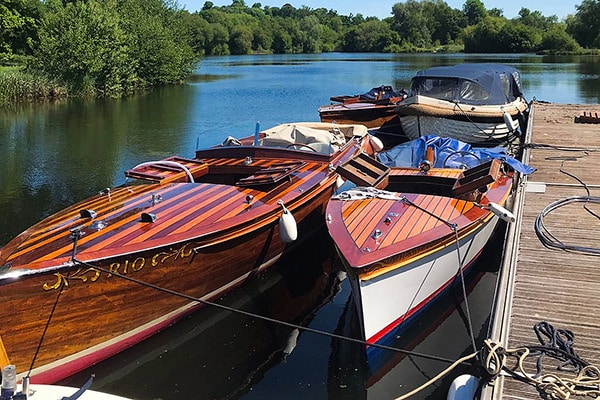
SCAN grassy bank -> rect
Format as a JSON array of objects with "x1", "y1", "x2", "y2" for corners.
[{"x1": 0, "y1": 66, "x2": 67, "y2": 108}]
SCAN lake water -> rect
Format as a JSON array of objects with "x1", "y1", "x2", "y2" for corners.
[{"x1": 1, "y1": 53, "x2": 599, "y2": 399}]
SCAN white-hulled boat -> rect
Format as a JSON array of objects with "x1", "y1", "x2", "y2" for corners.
[
  {"x1": 395, "y1": 64, "x2": 529, "y2": 146},
  {"x1": 325, "y1": 138, "x2": 524, "y2": 356}
]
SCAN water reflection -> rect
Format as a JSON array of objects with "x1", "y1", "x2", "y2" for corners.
[{"x1": 0, "y1": 88, "x2": 194, "y2": 244}]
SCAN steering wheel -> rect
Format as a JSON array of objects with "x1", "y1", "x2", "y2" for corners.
[
  {"x1": 443, "y1": 150, "x2": 480, "y2": 169},
  {"x1": 286, "y1": 143, "x2": 317, "y2": 152}
]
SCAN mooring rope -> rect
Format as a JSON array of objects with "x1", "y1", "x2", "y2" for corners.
[
  {"x1": 70, "y1": 258, "x2": 464, "y2": 367},
  {"x1": 27, "y1": 285, "x2": 63, "y2": 378}
]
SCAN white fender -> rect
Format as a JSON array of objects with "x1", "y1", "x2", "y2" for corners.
[
  {"x1": 502, "y1": 111, "x2": 515, "y2": 133},
  {"x1": 369, "y1": 135, "x2": 384, "y2": 152},
  {"x1": 282, "y1": 328, "x2": 299, "y2": 359},
  {"x1": 488, "y1": 202, "x2": 516, "y2": 223},
  {"x1": 335, "y1": 175, "x2": 345, "y2": 190},
  {"x1": 447, "y1": 374, "x2": 479, "y2": 400},
  {"x1": 278, "y1": 201, "x2": 297, "y2": 243}
]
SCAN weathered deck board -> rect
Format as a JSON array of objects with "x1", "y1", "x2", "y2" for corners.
[{"x1": 483, "y1": 102, "x2": 600, "y2": 399}]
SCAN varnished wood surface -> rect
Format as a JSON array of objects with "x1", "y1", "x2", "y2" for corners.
[
  {"x1": 1, "y1": 149, "x2": 334, "y2": 270},
  {"x1": 487, "y1": 102, "x2": 600, "y2": 399},
  {"x1": 319, "y1": 103, "x2": 400, "y2": 129},
  {"x1": 326, "y1": 166, "x2": 513, "y2": 269},
  {"x1": 0, "y1": 137, "x2": 369, "y2": 383}
]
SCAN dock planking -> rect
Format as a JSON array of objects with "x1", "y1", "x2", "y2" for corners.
[{"x1": 483, "y1": 102, "x2": 600, "y2": 399}]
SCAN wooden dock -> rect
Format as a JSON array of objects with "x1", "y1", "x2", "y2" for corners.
[{"x1": 482, "y1": 102, "x2": 600, "y2": 399}]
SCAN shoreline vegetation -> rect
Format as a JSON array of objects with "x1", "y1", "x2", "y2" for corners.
[{"x1": 1, "y1": 0, "x2": 599, "y2": 108}]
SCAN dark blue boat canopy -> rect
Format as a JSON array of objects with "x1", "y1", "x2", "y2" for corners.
[{"x1": 410, "y1": 64, "x2": 524, "y2": 105}]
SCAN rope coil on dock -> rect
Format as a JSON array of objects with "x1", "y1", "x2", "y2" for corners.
[{"x1": 481, "y1": 322, "x2": 600, "y2": 400}]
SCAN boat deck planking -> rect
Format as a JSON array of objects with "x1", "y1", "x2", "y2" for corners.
[{"x1": 484, "y1": 102, "x2": 600, "y2": 399}]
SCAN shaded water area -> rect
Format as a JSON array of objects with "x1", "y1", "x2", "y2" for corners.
[{"x1": 1, "y1": 53, "x2": 599, "y2": 399}]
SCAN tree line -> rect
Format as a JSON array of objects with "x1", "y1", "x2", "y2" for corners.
[{"x1": 1, "y1": 0, "x2": 599, "y2": 99}]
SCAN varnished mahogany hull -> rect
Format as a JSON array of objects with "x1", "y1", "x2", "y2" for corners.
[
  {"x1": 319, "y1": 103, "x2": 400, "y2": 129},
  {"x1": 0, "y1": 185, "x2": 332, "y2": 384},
  {"x1": 0, "y1": 128, "x2": 374, "y2": 383}
]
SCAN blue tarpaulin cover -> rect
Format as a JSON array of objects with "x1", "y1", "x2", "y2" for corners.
[{"x1": 377, "y1": 135, "x2": 536, "y2": 175}]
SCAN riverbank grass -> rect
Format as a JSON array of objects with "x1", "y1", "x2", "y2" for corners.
[{"x1": 0, "y1": 66, "x2": 67, "y2": 107}]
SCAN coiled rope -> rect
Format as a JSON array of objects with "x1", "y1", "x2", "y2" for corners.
[
  {"x1": 534, "y1": 158, "x2": 600, "y2": 255},
  {"x1": 481, "y1": 322, "x2": 599, "y2": 400}
]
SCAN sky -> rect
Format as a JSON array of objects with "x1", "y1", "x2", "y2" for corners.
[{"x1": 180, "y1": 0, "x2": 581, "y2": 20}]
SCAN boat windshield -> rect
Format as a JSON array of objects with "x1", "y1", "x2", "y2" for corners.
[{"x1": 412, "y1": 77, "x2": 490, "y2": 104}]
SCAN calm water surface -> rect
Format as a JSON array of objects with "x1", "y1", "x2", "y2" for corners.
[{"x1": 1, "y1": 53, "x2": 599, "y2": 399}]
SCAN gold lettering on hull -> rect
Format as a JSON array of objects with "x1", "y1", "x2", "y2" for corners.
[{"x1": 43, "y1": 243, "x2": 195, "y2": 291}]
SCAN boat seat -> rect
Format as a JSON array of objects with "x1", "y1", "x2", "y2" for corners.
[
  {"x1": 336, "y1": 153, "x2": 390, "y2": 189},
  {"x1": 236, "y1": 161, "x2": 305, "y2": 187},
  {"x1": 125, "y1": 156, "x2": 208, "y2": 184},
  {"x1": 452, "y1": 159, "x2": 500, "y2": 197}
]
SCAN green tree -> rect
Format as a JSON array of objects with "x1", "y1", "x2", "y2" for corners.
[
  {"x1": 117, "y1": 0, "x2": 196, "y2": 86},
  {"x1": 498, "y1": 22, "x2": 540, "y2": 52},
  {"x1": 182, "y1": 11, "x2": 212, "y2": 55},
  {"x1": 33, "y1": 0, "x2": 196, "y2": 96},
  {"x1": 34, "y1": 0, "x2": 131, "y2": 94},
  {"x1": 426, "y1": 0, "x2": 465, "y2": 45},
  {"x1": 391, "y1": 0, "x2": 433, "y2": 48},
  {"x1": 462, "y1": 0, "x2": 487, "y2": 25},
  {"x1": 207, "y1": 22, "x2": 230, "y2": 54},
  {"x1": 516, "y1": 8, "x2": 553, "y2": 30},
  {"x1": 299, "y1": 15, "x2": 323, "y2": 52},
  {"x1": 342, "y1": 20, "x2": 397, "y2": 52},
  {"x1": 566, "y1": 0, "x2": 600, "y2": 48},
  {"x1": 252, "y1": 25, "x2": 273, "y2": 52},
  {"x1": 0, "y1": 0, "x2": 42, "y2": 59},
  {"x1": 229, "y1": 25, "x2": 253, "y2": 54},
  {"x1": 272, "y1": 26, "x2": 292, "y2": 53},
  {"x1": 462, "y1": 15, "x2": 504, "y2": 52},
  {"x1": 540, "y1": 25, "x2": 580, "y2": 52}
]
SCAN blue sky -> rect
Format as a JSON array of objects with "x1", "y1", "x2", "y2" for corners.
[{"x1": 180, "y1": 0, "x2": 580, "y2": 20}]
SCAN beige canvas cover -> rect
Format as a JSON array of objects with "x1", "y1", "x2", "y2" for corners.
[{"x1": 260, "y1": 122, "x2": 368, "y2": 153}]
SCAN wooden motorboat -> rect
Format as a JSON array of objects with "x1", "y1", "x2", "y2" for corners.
[
  {"x1": 319, "y1": 85, "x2": 408, "y2": 130},
  {"x1": 325, "y1": 149, "x2": 516, "y2": 355},
  {"x1": 395, "y1": 64, "x2": 529, "y2": 145},
  {"x1": 0, "y1": 122, "x2": 378, "y2": 384}
]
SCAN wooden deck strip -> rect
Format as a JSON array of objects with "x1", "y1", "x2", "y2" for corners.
[
  {"x1": 485, "y1": 102, "x2": 600, "y2": 399},
  {"x1": 379, "y1": 200, "x2": 419, "y2": 248},
  {"x1": 353, "y1": 199, "x2": 396, "y2": 249}
]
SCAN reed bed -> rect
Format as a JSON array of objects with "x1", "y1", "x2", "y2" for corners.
[{"x1": 0, "y1": 68, "x2": 67, "y2": 107}]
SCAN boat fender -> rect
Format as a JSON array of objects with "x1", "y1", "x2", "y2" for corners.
[
  {"x1": 1, "y1": 365, "x2": 17, "y2": 399},
  {"x1": 488, "y1": 202, "x2": 516, "y2": 223},
  {"x1": 447, "y1": 374, "x2": 479, "y2": 400},
  {"x1": 369, "y1": 135, "x2": 384, "y2": 153},
  {"x1": 277, "y1": 201, "x2": 297, "y2": 243},
  {"x1": 502, "y1": 111, "x2": 515, "y2": 133},
  {"x1": 282, "y1": 328, "x2": 299, "y2": 360},
  {"x1": 335, "y1": 175, "x2": 345, "y2": 190}
]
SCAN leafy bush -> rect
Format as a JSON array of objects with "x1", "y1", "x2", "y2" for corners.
[{"x1": 31, "y1": 0, "x2": 197, "y2": 97}]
